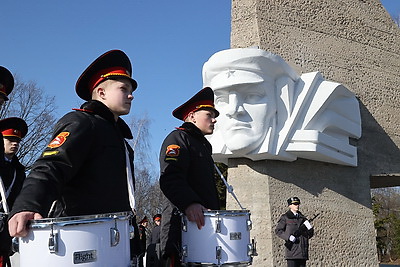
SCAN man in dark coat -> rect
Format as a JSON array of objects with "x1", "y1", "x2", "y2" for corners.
[
  {"x1": 0, "y1": 117, "x2": 27, "y2": 267},
  {"x1": 159, "y1": 87, "x2": 220, "y2": 267},
  {"x1": 149, "y1": 214, "x2": 162, "y2": 245},
  {"x1": 275, "y1": 197, "x2": 314, "y2": 267},
  {"x1": 146, "y1": 214, "x2": 162, "y2": 267},
  {"x1": 138, "y1": 216, "x2": 148, "y2": 267},
  {"x1": 7, "y1": 50, "x2": 141, "y2": 258}
]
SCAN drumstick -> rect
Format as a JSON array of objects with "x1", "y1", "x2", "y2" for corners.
[{"x1": 214, "y1": 164, "x2": 245, "y2": 210}]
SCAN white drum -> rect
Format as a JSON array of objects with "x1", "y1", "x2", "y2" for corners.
[
  {"x1": 181, "y1": 210, "x2": 255, "y2": 266},
  {"x1": 17, "y1": 212, "x2": 133, "y2": 267}
]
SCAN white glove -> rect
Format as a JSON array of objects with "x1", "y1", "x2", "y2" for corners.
[
  {"x1": 289, "y1": 235, "x2": 296, "y2": 242},
  {"x1": 303, "y1": 220, "x2": 312, "y2": 230}
]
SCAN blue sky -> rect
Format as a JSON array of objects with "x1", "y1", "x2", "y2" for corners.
[
  {"x1": 1, "y1": 1, "x2": 232, "y2": 167},
  {"x1": 1, "y1": 0, "x2": 398, "y2": 170}
]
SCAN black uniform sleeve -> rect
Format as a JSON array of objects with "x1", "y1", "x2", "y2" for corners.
[
  {"x1": 10, "y1": 111, "x2": 95, "y2": 218},
  {"x1": 275, "y1": 214, "x2": 290, "y2": 241},
  {"x1": 159, "y1": 130, "x2": 203, "y2": 213}
]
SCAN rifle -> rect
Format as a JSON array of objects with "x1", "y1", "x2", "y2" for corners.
[{"x1": 284, "y1": 213, "x2": 320, "y2": 249}]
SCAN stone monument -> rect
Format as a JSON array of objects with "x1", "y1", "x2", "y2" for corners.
[
  {"x1": 202, "y1": 0, "x2": 399, "y2": 266},
  {"x1": 203, "y1": 47, "x2": 361, "y2": 167}
]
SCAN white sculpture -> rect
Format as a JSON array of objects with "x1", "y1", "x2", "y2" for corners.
[{"x1": 202, "y1": 48, "x2": 361, "y2": 166}]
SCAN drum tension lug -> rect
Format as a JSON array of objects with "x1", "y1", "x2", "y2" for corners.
[
  {"x1": 11, "y1": 237, "x2": 19, "y2": 253},
  {"x1": 182, "y1": 217, "x2": 187, "y2": 232},
  {"x1": 247, "y1": 219, "x2": 252, "y2": 231},
  {"x1": 182, "y1": 245, "x2": 188, "y2": 257},
  {"x1": 216, "y1": 245, "x2": 222, "y2": 266},
  {"x1": 248, "y1": 238, "x2": 258, "y2": 257},
  {"x1": 215, "y1": 216, "x2": 221, "y2": 233},
  {"x1": 110, "y1": 218, "x2": 120, "y2": 247},
  {"x1": 48, "y1": 223, "x2": 58, "y2": 253}
]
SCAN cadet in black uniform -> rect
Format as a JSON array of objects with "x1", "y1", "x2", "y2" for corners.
[
  {"x1": 0, "y1": 117, "x2": 27, "y2": 267},
  {"x1": 8, "y1": 50, "x2": 140, "y2": 258},
  {"x1": 159, "y1": 87, "x2": 220, "y2": 267},
  {"x1": 146, "y1": 214, "x2": 162, "y2": 267},
  {"x1": 149, "y1": 214, "x2": 162, "y2": 245},
  {"x1": 0, "y1": 67, "x2": 13, "y2": 108},
  {"x1": 0, "y1": 66, "x2": 15, "y2": 173}
]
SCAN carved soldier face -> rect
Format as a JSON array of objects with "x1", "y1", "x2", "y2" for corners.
[{"x1": 213, "y1": 81, "x2": 276, "y2": 155}]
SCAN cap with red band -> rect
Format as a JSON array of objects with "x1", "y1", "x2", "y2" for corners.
[
  {"x1": 172, "y1": 87, "x2": 219, "y2": 121},
  {"x1": 153, "y1": 214, "x2": 162, "y2": 221},
  {"x1": 139, "y1": 216, "x2": 148, "y2": 224},
  {"x1": 76, "y1": 50, "x2": 138, "y2": 101},
  {"x1": 0, "y1": 117, "x2": 28, "y2": 140},
  {"x1": 89, "y1": 66, "x2": 132, "y2": 92}
]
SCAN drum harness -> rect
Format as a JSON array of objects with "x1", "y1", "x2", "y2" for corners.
[
  {"x1": 0, "y1": 176, "x2": 10, "y2": 232},
  {"x1": 214, "y1": 164, "x2": 244, "y2": 210}
]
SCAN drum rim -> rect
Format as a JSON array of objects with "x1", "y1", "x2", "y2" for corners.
[
  {"x1": 29, "y1": 211, "x2": 133, "y2": 228},
  {"x1": 201, "y1": 210, "x2": 250, "y2": 216}
]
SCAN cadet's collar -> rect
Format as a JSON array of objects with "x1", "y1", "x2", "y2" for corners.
[
  {"x1": 179, "y1": 122, "x2": 204, "y2": 137},
  {"x1": 178, "y1": 122, "x2": 212, "y2": 153},
  {"x1": 77, "y1": 100, "x2": 133, "y2": 139}
]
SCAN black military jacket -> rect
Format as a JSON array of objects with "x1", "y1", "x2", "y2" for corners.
[
  {"x1": 0, "y1": 156, "x2": 25, "y2": 255},
  {"x1": 9, "y1": 100, "x2": 134, "y2": 218},
  {"x1": 159, "y1": 122, "x2": 219, "y2": 212},
  {"x1": 159, "y1": 122, "x2": 220, "y2": 256},
  {"x1": 1, "y1": 156, "x2": 25, "y2": 212}
]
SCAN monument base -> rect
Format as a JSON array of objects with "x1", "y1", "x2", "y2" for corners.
[{"x1": 226, "y1": 158, "x2": 378, "y2": 266}]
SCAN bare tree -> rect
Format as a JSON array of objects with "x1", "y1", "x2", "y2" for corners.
[
  {"x1": 372, "y1": 187, "x2": 400, "y2": 262},
  {"x1": 0, "y1": 75, "x2": 57, "y2": 169},
  {"x1": 128, "y1": 114, "x2": 166, "y2": 222}
]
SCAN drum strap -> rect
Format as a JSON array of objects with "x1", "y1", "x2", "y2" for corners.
[
  {"x1": 5, "y1": 171, "x2": 16, "y2": 199},
  {"x1": 0, "y1": 175, "x2": 10, "y2": 213},
  {"x1": 124, "y1": 142, "x2": 136, "y2": 213}
]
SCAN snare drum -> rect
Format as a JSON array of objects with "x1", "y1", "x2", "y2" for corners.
[
  {"x1": 17, "y1": 212, "x2": 132, "y2": 267},
  {"x1": 181, "y1": 210, "x2": 255, "y2": 266}
]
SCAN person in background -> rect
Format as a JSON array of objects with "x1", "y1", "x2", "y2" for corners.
[
  {"x1": 149, "y1": 214, "x2": 161, "y2": 245},
  {"x1": 0, "y1": 67, "x2": 15, "y2": 173},
  {"x1": 7, "y1": 50, "x2": 142, "y2": 260},
  {"x1": 146, "y1": 214, "x2": 162, "y2": 267},
  {"x1": 275, "y1": 197, "x2": 314, "y2": 267},
  {"x1": 159, "y1": 87, "x2": 220, "y2": 267},
  {"x1": 0, "y1": 67, "x2": 13, "y2": 108},
  {"x1": 0, "y1": 117, "x2": 27, "y2": 267},
  {"x1": 138, "y1": 216, "x2": 149, "y2": 267}
]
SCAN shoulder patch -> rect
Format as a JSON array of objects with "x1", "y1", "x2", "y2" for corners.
[
  {"x1": 166, "y1": 145, "x2": 180, "y2": 157},
  {"x1": 48, "y1": 132, "x2": 70, "y2": 148}
]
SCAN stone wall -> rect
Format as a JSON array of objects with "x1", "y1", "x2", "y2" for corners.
[
  {"x1": 231, "y1": 0, "x2": 400, "y2": 175},
  {"x1": 227, "y1": 0, "x2": 400, "y2": 266},
  {"x1": 227, "y1": 158, "x2": 378, "y2": 266}
]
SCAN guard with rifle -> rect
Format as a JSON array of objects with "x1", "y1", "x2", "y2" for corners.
[{"x1": 275, "y1": 197, "x2": 316, "y2": 267}]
